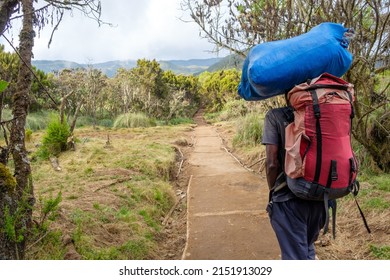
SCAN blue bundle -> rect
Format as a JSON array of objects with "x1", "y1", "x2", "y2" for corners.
[{"x1": 238, "y1": 22, "x2": 353, "y2": 101}]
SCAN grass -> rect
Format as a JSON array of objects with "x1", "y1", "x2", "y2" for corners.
[
  {"x1": 363, "y1": 197, "x2": 390, "y2": 210},
  {"x1": 168, "y1": 117, "x2": 194, "y2": 125},
  {"x1": 25, "y1": 123, "x2": 192, "y2": 260},
  {"x1": 233, "y1": 112, "x2": 264, "y2": 147},
  {"x1": 113, "y1": 112, "x2": 156, "y2": 128},
  {"x1": 370, "y1": 245, "x2": 390, "y2": 260},
  {"x1": 367, "y1": 174, "x2": 390, "y2": 192}
]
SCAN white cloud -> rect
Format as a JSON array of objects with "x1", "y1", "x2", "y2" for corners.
[{"x1": 1, "y1": 0, "x2": 227, "y2": 63}]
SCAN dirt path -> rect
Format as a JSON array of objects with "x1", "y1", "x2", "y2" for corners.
[{"x1": 181, "y1": 112, "x2": 280, "y2": 260}]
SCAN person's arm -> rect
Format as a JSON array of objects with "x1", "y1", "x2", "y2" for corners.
[{"x1": 265, "y1": 144, "x2": 280, "y2": 191}]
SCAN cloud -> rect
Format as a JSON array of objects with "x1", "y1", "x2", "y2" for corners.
[{"x1": 1, "y1": 0, "x2": 227, "y2": 63}]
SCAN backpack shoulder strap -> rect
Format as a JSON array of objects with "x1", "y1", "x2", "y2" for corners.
[{"x1": 282, "y1": 106, "x2": 294, "y2": 123}]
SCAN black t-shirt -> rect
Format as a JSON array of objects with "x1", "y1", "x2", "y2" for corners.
[{"x1": 262, "y1": 107, "x2": 296, "y2": 202}]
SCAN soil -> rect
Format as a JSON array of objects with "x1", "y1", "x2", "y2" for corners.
[{"x1": 157, "y1": 110, "x2": 280, "y2": 260}]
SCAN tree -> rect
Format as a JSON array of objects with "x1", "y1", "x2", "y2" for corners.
[
  {"x1": 29, "y1": 69, "x2": 57, "y2": 112},
  {"x1": 84, "y1": 68, "x2": 107, "y2": 127},
  {"x1": 0, "y1": 0, "x2": 35, "y2": 260},
  {"x1": 112, "y1": 68, "x2": 138, "y2": 115},
  {"x1": 0, "y1": 0, "x2": 103, "y2": 259},
  {"x1": 0, "y1": 0, "x2": 19, "y2": 36},
  {"x1": 198, "y1": 69, "x2": 241, "y2": 111},
  {"x1": 182, "y1": 0, "x2": 389, "y2": 171},
  {"x1": 131, "y1": 59, "x2": 167, "y2": 118},
  {"x1": 0, "y1": 45, "x2": 56, "y2": 113},
  {"x1": 163, "y1": 70, "x2": 201, "y2": 119}
]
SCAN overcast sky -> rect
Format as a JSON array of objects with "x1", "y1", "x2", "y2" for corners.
[{"x1": 0, "y1": 0, "x2": 228, "y2": 63}]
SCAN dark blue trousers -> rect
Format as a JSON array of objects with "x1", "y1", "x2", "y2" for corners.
[{"x1": 268, "y1": 198, "x2": 326, "y2": 260}]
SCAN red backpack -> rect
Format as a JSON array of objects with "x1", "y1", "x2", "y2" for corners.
[{"x1": 285, "y1": 73, "x2": 369, "y2": 236}]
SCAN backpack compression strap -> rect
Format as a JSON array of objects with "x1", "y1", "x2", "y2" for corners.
[
  {"x1": 310, "y1": 89, "x2": 340, "y2": 238},
  {"x1": 309, "y1": 90, "x2": 322, "y2": 183}
]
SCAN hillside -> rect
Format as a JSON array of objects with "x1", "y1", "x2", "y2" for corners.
[
  {"x1": 32, "y1": 57, "x2": 225, "y2": 77},
  {"x1": 205, "y1": 53, "x2": 245, "y2": 72}
]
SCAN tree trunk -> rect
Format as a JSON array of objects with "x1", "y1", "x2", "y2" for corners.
[
  {"x1": 0, "y1": 0, "x2": 35, "y2": 260},
  {"x1": 0, "y1": 0, "x2": 19, "y2": 35},
  {"x1": 70, "y1": 101, "x2": 83, "y2": 134},
  {"x1": 59, "y1": 91, "x2": 74, "y2": 125}
]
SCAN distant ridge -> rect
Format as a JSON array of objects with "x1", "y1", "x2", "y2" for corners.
[
  {"x1": 205, "y1": 54, "x2": 244, "y2": 72},
  {"x1": 32, "y1": 60, "x2": 82, "y2": 72},
  {"x1": 32, "y1": 57, "x2": 227, "y2": 77}
]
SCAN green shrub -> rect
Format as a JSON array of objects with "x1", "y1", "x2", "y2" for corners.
[
  {"x1": 233, "y1": 113, "x2": 264, "y2": 147},
  {"x1": 0, "y1": 163, "x2": 16, "y2": 192},
  {"x1": 0, "y1": 80, "x2": 8, "y2": 92},
  {"x1": 113, "y1": 112, "x2": 156, "y2": 128},
  {"x1": 25, "y1": 129, "x2": 33, "y2": 142},
  {"x1": 37, "y1": 115, "x2": 70, "y2": 159}
]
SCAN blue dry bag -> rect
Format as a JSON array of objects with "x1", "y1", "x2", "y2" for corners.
[{"x1": 238, "y1": 22, "x2": 353, "y2": 101}]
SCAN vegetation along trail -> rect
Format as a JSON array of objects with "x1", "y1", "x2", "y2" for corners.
[{"x1": 181, "y1": 111, "x2": 279, "y2": 260}]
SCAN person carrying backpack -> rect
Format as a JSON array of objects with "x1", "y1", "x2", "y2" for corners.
[
  {"x1": 262, "y1": 73, "x2": 370, "y2": 260},
  {"x1": 262, "y1": 94, "x2": 326, "y2": 260},
  {"x1": 238, "y1": 23, "x2": 369, "y2": 259}
]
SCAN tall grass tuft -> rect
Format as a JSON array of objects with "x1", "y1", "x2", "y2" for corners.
[
  {"x1": 99, "y1": 119, "x2": 114, "y2": 128},
  {"x1": 75, "y1": 116, "x2": 95, "y2": 128},
  {"x1": 1, "y1": 108, "x2": 13, "y2": 120},
  {"x1": 233, "y1": 112, "x2": 264, "y2": 147},
  {"x1": 2, "y1": 109, "x2": 52, "y2": 131},
  {"x1": 26, "y1": 111, "x2": 50, "y2": 131},
  {"x1": 113, "y1": 112, "x2": 156, "y2": 128}
]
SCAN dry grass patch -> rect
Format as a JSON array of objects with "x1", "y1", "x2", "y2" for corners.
[
  {"x1": 25, "y1": 124, "x2": 194, "y2": 260},
  {"x1": 316, "y1": 196, "x2": 390, "y2": 259}
]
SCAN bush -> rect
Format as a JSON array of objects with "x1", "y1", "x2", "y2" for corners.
[
  {"x1": 99, "y1": 119, "x2": 114, "y2": 128},
  {"x1": 75, "y1": 116, "x2": 95, "y2": 128},
  {"x1": 233, "y1": 113, "x2": 264, "y2": 147},
  {"x1": 25, "y1": 129, "x2": 33, "y2": 142},
  {"x1": 113, "y1": 112, "x2": 156, "y2": 128},
  {"x1": 218, "y1": 99, "x2": 249, "y2": 121},
  {"x1": 37, "y1": 115, "x2": 70, "y2": 159}
]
